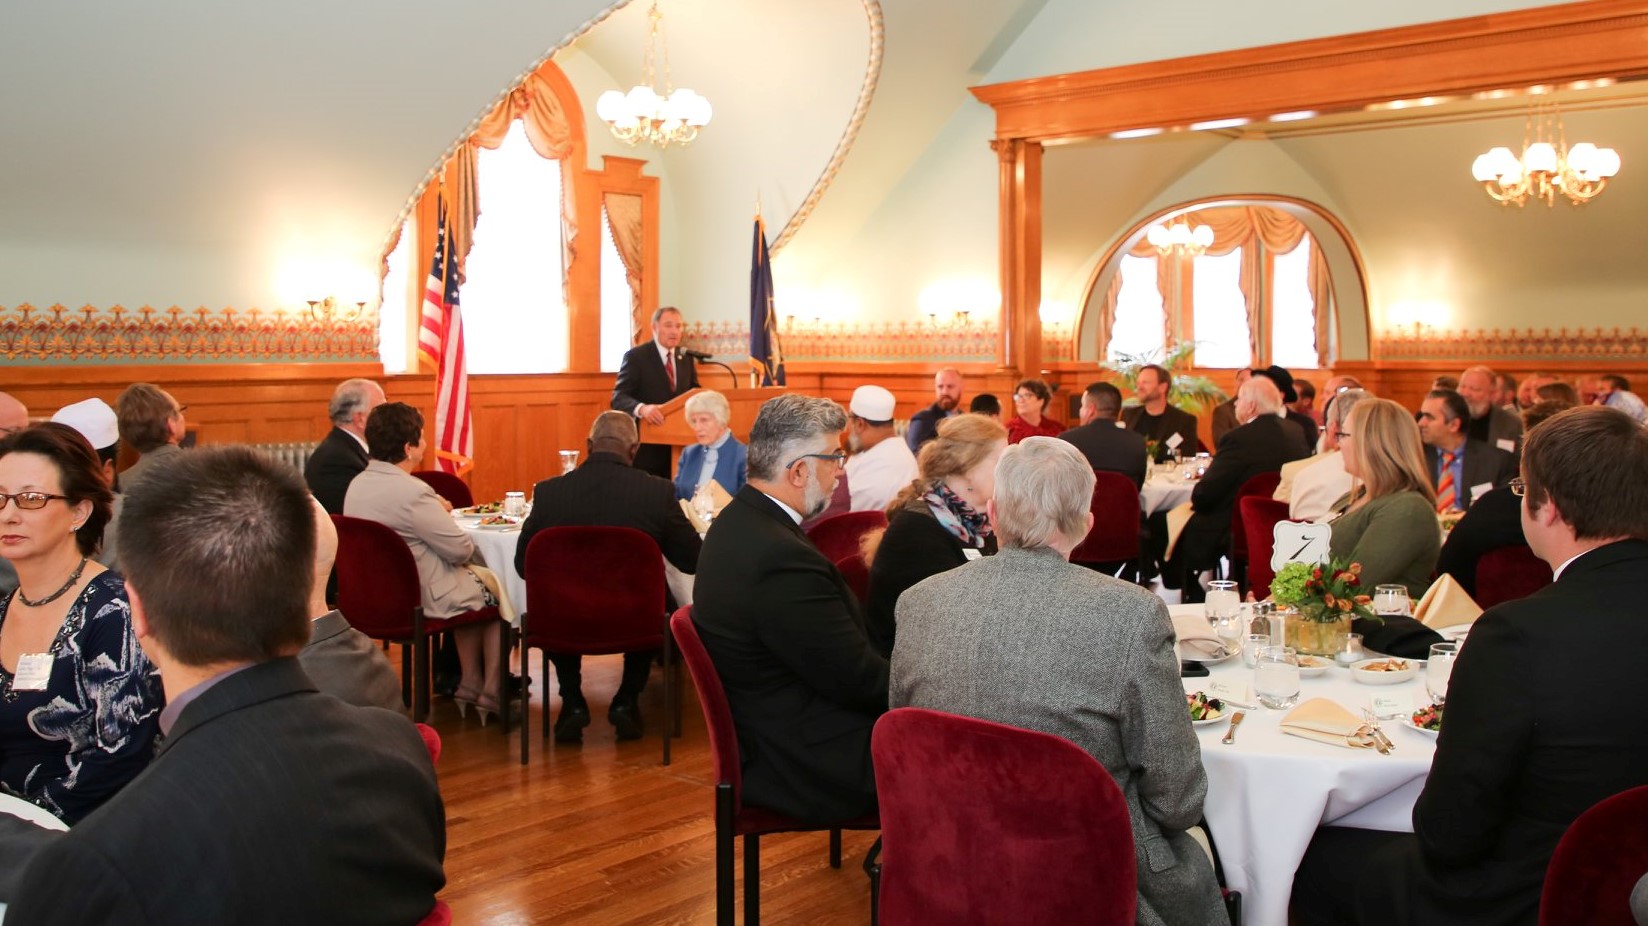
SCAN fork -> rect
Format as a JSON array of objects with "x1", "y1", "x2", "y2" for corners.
[
  {"x1": 1362, "y1": 708, "x2": 1395, "y2": 754},
  {"x1": 1221, "y1": 711, "x2": 1245, "y2": 745}
]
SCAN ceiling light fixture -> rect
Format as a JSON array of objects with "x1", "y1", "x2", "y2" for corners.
[
  {"x1": 1147, "y1": 222, "x2": 1214, "y2": 257},
  {"x1": 595, "y1": 2, "x2": 712, "y2": 149},
  {"x1": 1471, "y1": 100, "x2": 1620, "y2": 207}
]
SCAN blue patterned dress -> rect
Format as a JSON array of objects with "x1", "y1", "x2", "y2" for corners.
[{"x1": 0, "y1": 570, "x2": 163, "y2": 824}]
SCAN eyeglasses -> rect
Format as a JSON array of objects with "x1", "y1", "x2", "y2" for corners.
[
  {"x1": 786, "y1": 451, "x2": 847, "y2": 470},
  {"x1": 1012, "y1": 392, "x2": 1037, "y2": 402},
  {"x1": 1509, "y1": 477, "x2": 1526, "y2": 498},
  {"x1": 0, "y1": 492, "x2": 70, "y2": 511}
]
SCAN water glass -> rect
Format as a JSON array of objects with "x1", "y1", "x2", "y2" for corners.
[
  {"x1": 1170, "y1": 448, "x2": 1184, "y2": 467},
  {"x1": 1242, "y1": 633, "x2": 1271, "y2": 668},
  {"x1": 1427, "y1": 641, "x2": 1459, "y2": 706},
  {"x1": 559, "y1": 449, "x2": 580, "y2": 475},
  {"x1": 503, "y1": 491, "x2": 526, "y2": 518},
  {"x1": 1335, "y1": 632, "x2": 1365, "y2": 667},
  {"x1": 1373, "y1": 584, "x2": 1411, "y2": 617},
  {"x1": 1205, "y1": 580, "x2": 1241, "y2": 624},
  {"x1": 1254, "y1": 646, "x2": 1302, "y2": 709}
]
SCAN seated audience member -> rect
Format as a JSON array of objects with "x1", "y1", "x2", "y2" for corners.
[
  {"x1": 905, "y1": 368, "x2": 964, "y2": 452},
  {"x1": 1593, "y1": 373, "x2": 1648, "y2": 424},
  {"x1": 515, "y1": 411, "x2": 702, "y2": 742},
  {"x1": 968, "y1": 393, "x2": 1001, "y2": 419},
  {"x1": 0, "y1": 424, "x2": 161, "y2": 824},
  {"x1": 114, "y1": 382, "x2": 187, "y2": 494},
  {"x1": 0, "y1": 446, "x2": 445, "y2": 924},
  {"x1": 1254, "y1": 365, "x2": 1318, "y2": 450},
  {"x1": 1517, "y1": 372, "x2": 1553, "y2": 409},
  {"x1": 300, "y1": 497, "x2": 403, "y2": 712},
  {"x1": 1432, "y1": 374, "x2": 1459, "y2": 392},
  {"x1": 1060, "y1": 382, "x2": 1148, "y2": 488},
  {"x1": 1327, "y1": 398, "x2": 1444, "y2": 659},
  {"x1": 1458, "y1": 365, "x2": 1524, "y2": 453},
  {"x1": 892, "y1": 437, "x2": 1229, "y2": 926},
  {"x1": 1210, "y1": 368, "x2": 1252, "y2": 448},
  {"x1": 1494, "y1": 371, "x2": 1519, "y2": 410},
  {"x1": 1536, "y1": 379, "x2": 1580, "y2": 407},
  {"x1": 1005, "y1": 378, "x2": 1065, "y2": 444},
  {"x1": 1293, "y1": 406, "x2": 1648, "y2": 926},
  {"x1": 844, "y1": 385, "x2": 917, "y2": 512},
  {"x1": 345, "y1": 402, "x2": 505, "y2": 723},
  {"x1": 1276, "y1": 389, "x2": 1369, "y2": 522},
  {"x1": 1436, "y1": 399, "x2": 1573, "y2": 598},
  {"x1": 0, "y1": 392, "x2": 28, "y2": 596},
  {"x1": 1293, "y1": 377, "x2": 1320, "y2": 424},
  {"x1": 1318, "y1": 374, "x2": 1364, "y2": 424},
  {"x1": 864, "y1": 414, "x2": 1007, "y2": 657},
  {"x1": 1417, "y1": 389, "x2": 1516, "y2": 513},
  {"x1": 304, "y1": 377, "x2": 385, "y2": 515},
  {"x1": 1122, "y1": 364, "x2": 1199, "y2": 460},
  {"x1": 693, "y1": 395, "x2": 886, "y2": 824},
  {"x1": 49, "y1": 398, "x2": 123, "y2": 569},
  {"x1": 673, "y1": 389, "x2": 747, "y2": 501}
]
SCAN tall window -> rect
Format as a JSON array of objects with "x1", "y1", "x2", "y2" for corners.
[
  {"x1": 1270, "y1": 237, "x2": 1318, "y2": 369},
  {"x1": 599, "y1": 206, "x2": 633, "y2": 372},
  {"x1": 460, "y1": 120, "x2": 568, "y2": 373},
  {"x1": 1190, "y1": 249, "x2": 1251, "y2": 368},
  {"x1": 1107, "y1": 254, "x2": 1165, "y2": 361},
  {"x1": 378, "y1": 225, "x2": 411, "y2": 374}
]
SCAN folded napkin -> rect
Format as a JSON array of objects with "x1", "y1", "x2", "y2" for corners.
[
  {"x1": 1415, "y1": 573, "x2": 1483, "y2": 629},
  {"x1": 1161, "y1": 500, "x2": 1195, "y2": 561},
  {"x1": 1172, "y1": 614, "x2": 1230, "y2": 661},
  {"x1": 705, "y1": 479, "x2": 733, "y2": 513},
  {"x1": 679, "y1": 498, "x2": 711, "y2": 534},
  {"x1": 1280, "y1": 698, "x2": 1377, "y2": 749}
]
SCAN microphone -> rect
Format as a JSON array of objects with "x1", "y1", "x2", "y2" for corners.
[{"x1": 677, "y1": 348, "x2": 714, "y2": 361}]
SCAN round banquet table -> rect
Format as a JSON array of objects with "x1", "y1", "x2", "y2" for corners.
[
  {"x1": 1141, "y1": 467, "x2": 1197, "y2": 515},
  {"x1": 457, "y1": 517, "x2": 526, "y2": 624},
  {"x1": 0, "y1": 793, "x2": 68, "y2": 923},
  {"x1": 1170, "y1": 603, "x2": 1436, "y2": 926}
]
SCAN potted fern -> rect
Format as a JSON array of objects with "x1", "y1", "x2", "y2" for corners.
[{"x1": 1102, "y1": 342, "x2": 1227, "y2": 415}]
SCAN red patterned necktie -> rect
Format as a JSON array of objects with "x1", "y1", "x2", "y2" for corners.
[
  {"x1": 1436, "y1": 450, "x2": 1457, "y2": 512},
  {"x1": 666, "y1": 352, "x2": 676, "y2": 391}
]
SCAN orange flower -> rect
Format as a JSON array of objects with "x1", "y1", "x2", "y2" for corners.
[{"x1": 1323, "y1": 593, "x2": 1337, "y2": 607}]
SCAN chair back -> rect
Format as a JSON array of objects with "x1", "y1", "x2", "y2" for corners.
[
  {"x1": 1240, "y1": 496, "x2": 1294, "y2": 597},
  {"x1": 417, "y1": 900, "x2": 453, "y2": 926},
  {"x1": 522, "y1": 526, "x2": 666, "y2": 655},
  {"x1": 670, "y1": 608, "x2": 745, "y2": 807},
  {"x1": 415, "y1": 723, "x2": 442, "y2": 765},
  {"x1": 1070, "y1": 471, "x2": 1142, "y2": 565},
  {"x1": 1228, "y1": 471, "x2": 1283, "y2": 562},
  {"x1": 835, "y1": 551, "x2": 871, "y2": 606},
  {"x1": 1540, "y1": 784, "x2": 1648, "y2": 926},
  {"x1": 872, "y1": 708, "x2": 1137, "y2": 926},
  {"x1": 1475, "y1": 544, "x2": 1553, "y2": 609},
  {"x1": 805, "y1": 510, "x2": 888, "y2": 565},
  {"x1": 330, "y1": 515, "x2": 423, "y2": 639},
  {"x1": 411, "y1": 469, "x2": 474, "y2": 509}
]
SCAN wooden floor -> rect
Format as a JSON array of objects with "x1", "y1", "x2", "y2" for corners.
[{"x1": 416, "y1": 649, "x2": 880, "y2": 925}]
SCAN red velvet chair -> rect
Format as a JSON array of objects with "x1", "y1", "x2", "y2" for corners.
[
  {"x1": 411, "y1": 469, "x2": 475, "y2": 509},
  {"x1": 330, "y1": 515, "x2": 507, "y2": 728},
  {"x1": 1240, "y1": 496, "x2": 1294, "y2": 599},
  {"x1": 1540, "y1": 784, "x2": 1648, "y2": 925},
  {"x1": 805, "y1": 510, "x2": 888, "y2": 565},
  {"x1": 836, "y1": 551, "x2": 871, "y2": 606},
  {"x1": 520, "y1": 526, "x2": 676, "y2": 766},
  {"x1": 871, "y1": 708, "x2": 1136, "y2": 926},
  {"x1": 1228, "y1": 471, "x2": 1283, "y2": 593},
  {"x1": 1070, "y1": 471, "x2": 1143, "y2": 580},
  {"x1": 670, "y1": 608, "x2": 880, "y2": 926},
  {"x1": 1474, "y1": 544, "x2": 1554, "y2": 609},
  {"x1": 415, "y1": 722, "x2": 442, "y2": 766},
  {"x1": 416, "y1": 901, "x2": 453, "y2": 926}
]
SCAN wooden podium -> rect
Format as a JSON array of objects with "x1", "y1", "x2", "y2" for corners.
[{"x1": 640, "y1": 387, "x2": 784, "y2": 469}]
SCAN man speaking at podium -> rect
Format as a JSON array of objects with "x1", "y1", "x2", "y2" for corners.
[{"x1": 612, "y1": 305, "x2": 700, "y2": 477}]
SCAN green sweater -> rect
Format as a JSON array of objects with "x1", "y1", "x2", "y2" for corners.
[{"x1": 1328, "y1": 490, "x2": 1440, "y2": 598}]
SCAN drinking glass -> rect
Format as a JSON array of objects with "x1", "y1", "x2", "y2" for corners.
[
  {"x1": 691, "y1": 484, "x2": 717, "y2": 524},
  {"x1": 1254, "y1": 646, "x2": 1302, "y2": 709},
  {"x1": 1242, "y1": 633, "x2": 1271, "y2": 668},
  {"x1": 503, "y1": 491, "x2": 526, "y2": 518},
  {"x1": 1170, "y1": 448, "x2": 1184, "y2": 467},
  {"x1": 1427, "y1": 642, "x2": 1459, "y2": 706},
  {"x1": 1373, "y1": 584, "x2": 1411, "y2": 617},
  {"x1": 559, "y1": 449, "x2": 580, "y2": 475},
  {"x1": 1205, "y1": 580, "x2": 1241, "y2": 624}
]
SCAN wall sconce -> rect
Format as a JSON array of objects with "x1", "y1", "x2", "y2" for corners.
[{"x1": 307, "y1": 297, "x2": 366, "y2": 323}]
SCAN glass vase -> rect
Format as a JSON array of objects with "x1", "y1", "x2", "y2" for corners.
[{"x1": 1283, "y1": 607, "x2": 1353, "y2": 657}]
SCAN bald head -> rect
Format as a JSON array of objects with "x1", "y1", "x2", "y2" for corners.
[
  {"x1": 1237, "y1": 376, "x2": 1283, "y2": 421},
  {"x1": 308, "y1": 495, "x2": 339, "y2": 619},
  {"x1": 588, "y1": 410, "x2": 640, "y2": 460},
  {"x1": 0, "y1": 392, "x2": 27, "y2": 435}
]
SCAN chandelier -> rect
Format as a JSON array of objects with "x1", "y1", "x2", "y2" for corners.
[
  {"x1": 595, "y1": 2, "x2": 712, "y2": 149},
  {"x1": 1470, "y1": 101, "x2": 1621, "y2": 207},
  {"x1": 1147, "y1": 222, "x2": 1214, "y2": 257}
]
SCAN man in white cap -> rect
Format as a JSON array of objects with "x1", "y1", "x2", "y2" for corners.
[
  {"x1": 844, "y1": 385, "x2": 917, "y2": 513},
  {"x1": 51, "y1": 397, "x2": 124, "y2": 569}
]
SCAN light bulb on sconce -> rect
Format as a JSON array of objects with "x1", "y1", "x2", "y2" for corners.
[{"x1": 307, "y1": 297, "x2": 366, "y2": 323}]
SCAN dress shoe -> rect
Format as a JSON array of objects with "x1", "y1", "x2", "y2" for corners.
[
  {"x1": 608, "y1": 700, "x2": 644, "y2": 741},
  {"x1": 433, "y1": 672, "x2": 461, "y2": 699},
  {"x1": 554, "y1": 702, "x2": 591, "y2": 743}
]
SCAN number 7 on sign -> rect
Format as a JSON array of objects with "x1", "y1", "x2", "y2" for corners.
[{"x1": 1272, "y1": 521, "x2": 1332, "y2": 571}]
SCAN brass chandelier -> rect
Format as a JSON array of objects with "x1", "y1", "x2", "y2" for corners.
[
  {"x1": 595, "y1": 2, "x2": 713, "y2": 149},
  {"x1": 1471, "y1": 101, "x2": 1621, "y2": 207}
]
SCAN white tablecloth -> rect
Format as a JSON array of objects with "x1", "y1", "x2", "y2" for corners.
[
  {"x1": 460, "y1": 518, "x2": 694, "y2": 623},
  {"x1": 1141, "y1": 469, "x2": 1196, "y2": 515},
  {"x1": 0, "y1": 793, "x2": 68, "y2": 923},
  {"x1": 1170, "y1": 604, "x2": 1434, "y2": 926}
]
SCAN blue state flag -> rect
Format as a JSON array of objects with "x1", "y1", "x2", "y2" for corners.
[{"x1": 749, "y1": 216, "x2": 785, "y2": 386}]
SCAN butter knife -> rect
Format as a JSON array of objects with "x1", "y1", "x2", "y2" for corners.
[{"x1": 1221, "y1": 711, "x2": 1245, "y2": 745}]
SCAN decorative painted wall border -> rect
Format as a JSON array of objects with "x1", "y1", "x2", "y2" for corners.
[
  {"x1": 685, "y1": 318, "x2": 998, "y2": 364},
  {"x1": 1378, "y1": 326, "x2": 1648, "y2": 363},
  {"x1": 0, "y1": 304, "x2": 379, "y2": 364}
]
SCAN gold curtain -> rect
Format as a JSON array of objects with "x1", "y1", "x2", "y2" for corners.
[
  {"x1": 602, "y1": 192, "x2": 645, "y2": 344},
  {"x1": 1308, "y1": 241, "x2": 1335, "y2": 368}
]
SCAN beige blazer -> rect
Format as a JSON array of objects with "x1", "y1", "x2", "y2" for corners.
[{"x1": 343, "y1": 461, "x2": 485, "y2": 619}]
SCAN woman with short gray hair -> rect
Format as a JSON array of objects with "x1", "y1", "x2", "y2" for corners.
[{"x1": 674, "y1": 390, "x2": 746, "y2": 500}]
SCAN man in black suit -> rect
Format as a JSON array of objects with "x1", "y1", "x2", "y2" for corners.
[
  {"x1": 611, "y1": 305, "x2": 699, "y2": 478},
  {"x1": 692, "y1": 394, "x2": 887, "y2": 825},
  {"x1": 1121, "y1": 363, "x2": 1200, "y2": 462},
  {"x1": 1293, "y1": 406, "x2": 1648, "y2": 925},
  {"x1": 1060, "y1": 381, "x2": 1147, "y2": 488},
  {"x1": 0, "y1": 446, "x2": 445, "y2": 925},
  {"x1": 514, "y1": 411, "x2": 702, "y2": 742},
  {"x1": 304, "y1": 377, "x2": 384, "y2": 514},
  {"x1": 1417, "y1": 389, "x2": 1516, "y2": 512},
  {"x1": 1253, "y1": 364, "x2": 1318, "y2": 450}
]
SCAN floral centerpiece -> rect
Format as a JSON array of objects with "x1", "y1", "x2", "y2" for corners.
[{"x1": 1269, "y1": 559, "x2": 1378, "y2": 656}]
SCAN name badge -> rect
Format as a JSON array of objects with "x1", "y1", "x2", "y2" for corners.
[
  {"x1": 1496, "y1": 438, "x2": 1516, "y2": 454},
  {"x1": 12, "y1": 653, "x2": 54, "y2": 691},
  {"x1": 1165, "y1": 432, "x2": 1184, "y2": 450},
  {"x1": 963, "y1": 548, "x2": 983, "y2": 561}
]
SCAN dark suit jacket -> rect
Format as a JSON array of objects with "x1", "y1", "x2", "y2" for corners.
[
  {"x1": 1465, "y1": 404, "x2": 1524, "y2": 456},
  {"x1": 864, "y1": 505, "x2": 971, "y2": 658},
  {"x1": 514, "y1": 451, "x2": 701, "y2": 578},
  {"x1": 1121, "y1": 403, "x2": 1201, "y2": 461},
  {"x1": 301, "y1": 610, "x2": 405, "y2": 712},
  {"x1": 1425, "y1": 439, "x2": 1516, "y2": 511},
  {"x1": 1435, "y1": 486, "x2": 1524, "y2": 598},
  {"x1": 904, "y1": 402, "x2": 954, "y2": 452},
  {"x1": 0, "y1": 659, "x2": 445, "y2": 926},
  {"x1": 1396, "y1": 540, "x2": 1648, "y2": 924},
  {"x1": 612, "y1": 341, "x2": 699, "y2": 476},
  {"x1": 1060, "y1": 420, "x2": 1148, "y2": 488},
  {"x1": 304, "y1": 426, "x2": 369, "y2": 515},
  {"x1": 1210, "y1": 400, "x2": 1239, "y2": 447},
  {"x1": 692, "y1": 486, "x2": 888, "y2": 824},
  {"x1": 1178, "y1": 415, "x2": 1310, "y2": 568},
  {"x1": 1286, "y1": 409, "x2": 1320, "y2": 451}
]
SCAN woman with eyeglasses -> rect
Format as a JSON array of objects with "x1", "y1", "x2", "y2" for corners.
[
  {"x1": 0, "y1": 423, "x2": 162, "y2": 823},
  {"x1": 1005, "y1": 378, "x2": 1064, "y2": 444}
]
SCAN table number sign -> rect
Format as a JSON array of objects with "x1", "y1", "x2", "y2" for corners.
[{"x1": 1271, "y1": 521, "x2": 1332, "y2": 571}]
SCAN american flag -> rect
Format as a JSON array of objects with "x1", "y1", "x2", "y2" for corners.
[{"x1": 418, "y1": 205, "x2": 473, "y2": 475}]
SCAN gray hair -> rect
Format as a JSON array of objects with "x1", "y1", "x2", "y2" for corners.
[
  {"x1": 328, "y1": 378, "x2": 382, "y2": 425},
  {"x1": 746, "y1": 394, "x2": 847, "y2": 482},
  {"x1": 992, "y1": 437, "x2": 1094, "y2": 551},
  {"x1": 588, "y1": 410, "x2": 639, "y2": 451},
  {"x1": 1240, "y1": 376, "x2": 1283, "y2": 415},
  {"x1": 651, "y1": 305, "x2": 682, "y2": 326},
  {"x1": 684, "y1": 390, "x2": 731, "y2": 428},
  {"x1": 1327, "y1": 388, "x2": 1370, "y2": 431}
]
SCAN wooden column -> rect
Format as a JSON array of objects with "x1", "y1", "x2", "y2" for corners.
[{"x1": 991, "y1": 137, "x2": 1042, "y2": 378}]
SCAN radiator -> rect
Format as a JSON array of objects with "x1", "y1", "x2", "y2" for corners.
[{"x1": 253, "y1": 441, "x2": 321, "y2": 474}]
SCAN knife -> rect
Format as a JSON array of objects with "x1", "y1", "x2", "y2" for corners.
[{"x1": 1221, "y1": 711, "x2": 1245, "y2": 745}]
